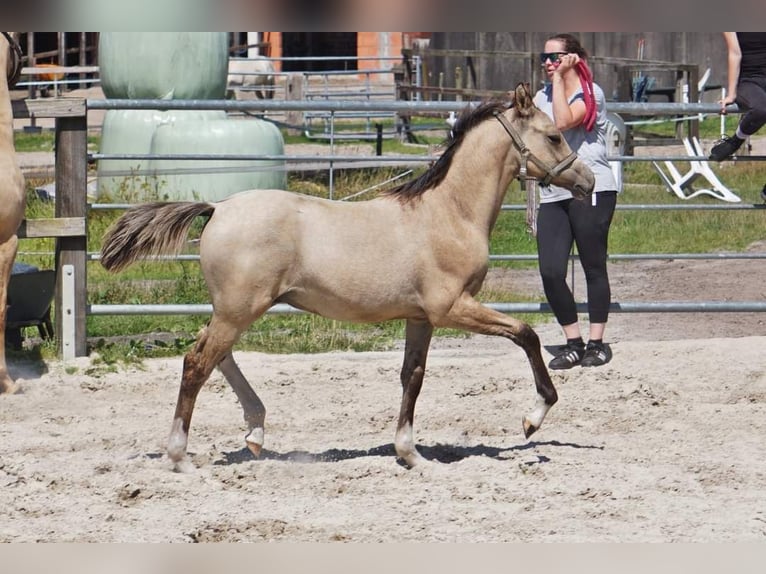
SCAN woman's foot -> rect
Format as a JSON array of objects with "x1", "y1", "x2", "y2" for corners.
[
  {"x1": 581, "y1": 340, "x2": 611, "y2": 367},
  {"x1": 709, "y1": 135, "x2": 744, "y2": 161},
  {"x1": 548, "y1": 340, "x2": 586, "y2": 370}
]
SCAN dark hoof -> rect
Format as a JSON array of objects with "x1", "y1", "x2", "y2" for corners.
[{"x1": 522, "y1": 417, "x2": 537, "y2": 438}]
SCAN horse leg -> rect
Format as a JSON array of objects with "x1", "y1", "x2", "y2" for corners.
[
  {"x1": 0, "y1": 236, "x2": 19, "y2": 394},
  {"x1": 394, "y1": 318, "x2": 434, "y2": 467},
  {"x1": 439, "y1": 293, "x2": 557, "y2": 438},
  {"x1": 167, "y1": 315, "x2": 241, "y2": 464},
  {"x1": 218, "y1": 352, "x2": 267, "y2": 457}
]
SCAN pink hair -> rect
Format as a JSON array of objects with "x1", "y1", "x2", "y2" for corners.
[{"x1": 576, "y1": 59, "x2": 597, "y2": 131}]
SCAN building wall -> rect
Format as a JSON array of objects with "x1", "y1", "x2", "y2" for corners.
[
  {"x1": 429, "y1": 33, "x2": 729, "y2": 103},
  {"x1": 268, "y1": 32, "x2": 403, "y2": 73}
]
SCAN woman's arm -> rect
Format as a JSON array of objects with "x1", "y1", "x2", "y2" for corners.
[
  {"x1": 550, "y1": 53, "x2": 586, "y2": 131},
  {"x1": 721, "y1": 32, "x2": 741, "y2": 110}
]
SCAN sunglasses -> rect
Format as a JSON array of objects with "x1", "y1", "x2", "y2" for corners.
[{"x1": 540, "y1": 51, "x2": 567, "y2": 64}]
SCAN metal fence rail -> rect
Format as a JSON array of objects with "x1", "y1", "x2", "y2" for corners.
[
  {"x1": 86, "y1": 97, "x2": 764, "y2": 318},
  {"x1": 88, "y1": 301, "x2": 766, "y2": 316}
]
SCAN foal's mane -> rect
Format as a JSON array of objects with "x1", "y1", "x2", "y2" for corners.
[{"x1": 383, "y1": 99, "x2": 510, "y2": 203}]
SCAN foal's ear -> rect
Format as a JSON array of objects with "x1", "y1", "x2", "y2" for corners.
[{"x1": 513, "y1": 82, "x2": 534, "y2": 117}]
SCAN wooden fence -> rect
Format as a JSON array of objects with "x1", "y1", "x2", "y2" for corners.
[{"x1": 12, "y1": 97, "x2": 88, "y2": 358}]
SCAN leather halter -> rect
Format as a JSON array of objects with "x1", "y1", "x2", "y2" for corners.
[
  {"x1": 2, "y1": 32, "x2": 23, "y2": 88},
  {"x1": 493, "y1": 110, "x2": 577, "y2": 191}
]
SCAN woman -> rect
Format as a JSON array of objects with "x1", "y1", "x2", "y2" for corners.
[
  {"x1": 709, "y1": 32, "x2": 766, "y2": 162},
  {"x1": 532, "y1": 33, "x2": 618, "y2": 369}
]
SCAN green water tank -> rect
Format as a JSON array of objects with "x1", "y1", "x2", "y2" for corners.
[
  {"x1": 96, "y1": 32, "x2": 286, "y2": 202},
  {"x1": 148, "y1": 118, "x2": 286, "y2": 201},
  {"x1": 99, "y1": 32, "x2": 228, "y2": 100},
  {"x1": 96, "y1": 109, "x2": 227, "y2": 199}
]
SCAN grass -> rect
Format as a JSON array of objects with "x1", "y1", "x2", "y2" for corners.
[{"x1": 13, "y1": 120, "x2": 766, "y2": 364}]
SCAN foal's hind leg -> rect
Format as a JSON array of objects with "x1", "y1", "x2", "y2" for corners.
[
  {"x1": 218, "y1": 352, "x2": 267, "y2": 457},
  {"x1": 167, "y1": 315, "x2": 242, "y2": 464},
  {"x1": 438, "y1": 293, "x2": 557, "y2": 438},
  {"x1": 395, "y1": 319, "x2": 434, "y2": 468}
]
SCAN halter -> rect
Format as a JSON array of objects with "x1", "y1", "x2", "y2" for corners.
[
  {"x1": 2, "y1": 32, "x2": 23, "y2": 88},
  {"x1": 493, "y1": 110, "x2": 577, "y2": 191}
]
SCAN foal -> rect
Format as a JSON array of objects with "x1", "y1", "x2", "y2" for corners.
[{"x1": 101, "y1": 83, "x2": 594, "y2": 468}]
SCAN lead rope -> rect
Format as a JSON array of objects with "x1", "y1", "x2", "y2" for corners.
[
  {"x1": 575, "y1": 59, "x2": 597, "y2": 132},
  {"x1": 526, "y1": 179, "x2": 538, "y2": 237},
  {"x1": 516, "y1": 143, "x2": 538, "y2": 236}
]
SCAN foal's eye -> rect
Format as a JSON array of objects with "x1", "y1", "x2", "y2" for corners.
[{"x1": 548, "y1": 134, "x2": 562, "y2": 145}]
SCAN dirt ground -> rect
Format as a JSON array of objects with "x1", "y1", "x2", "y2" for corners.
[{"x1": 1, "y1": 250, "x2": 766, "y2": 542}]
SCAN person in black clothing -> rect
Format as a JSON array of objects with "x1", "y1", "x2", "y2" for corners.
[
  {"x1": 709, "y1": 32, "x2": 766, "y2": 161},
  {"x1": 533, "y1": 33, "x2": 618, "y2": 369}
]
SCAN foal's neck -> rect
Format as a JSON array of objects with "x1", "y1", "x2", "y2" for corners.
[{"x1": 442, "y1": 122, "x2": 518, "y2": 231}]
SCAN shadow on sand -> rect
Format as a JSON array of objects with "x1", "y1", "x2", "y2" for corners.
[{"x1": 214, "y1": 439, "x2": 604, "y2": 467}]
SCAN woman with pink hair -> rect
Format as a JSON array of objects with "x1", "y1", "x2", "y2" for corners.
[{"x1": 533, "y1": 33, "x2": 618, "y2": 370}]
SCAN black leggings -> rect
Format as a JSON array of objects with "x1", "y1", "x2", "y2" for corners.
[
  {"x1": 536, "y1": 191, "x2": 617, "y2": 326},
  {"x1": 736, "y1": 77, "x2": 766, "y2": 136}
]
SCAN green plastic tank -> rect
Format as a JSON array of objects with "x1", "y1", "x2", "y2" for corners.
[
  {"x1": 96, "y1": 32, "x2": 286, "y2": 201},
  {"x1": 148, "y1": 118, "x2": 286, "y2": 201},
  {"x1": 99, "y1": 32, "x2": 228, "y2": 100}
]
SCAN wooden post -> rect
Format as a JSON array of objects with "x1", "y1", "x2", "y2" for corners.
[
  {"x1": 56, "y1": 33, "x2": 66, "y2": 97},
  {"x1": 284, "y1": 72, "x2": 304, "y2": 136},
  {"x1": 26, "y1": 33, "x2": 35, "y2": 100},
  {"x1": 54, "y1": 114, "x2": 88, "y2": 357},
  {"x1": 79, "y1": 32, "x2": 87, "y2": 89},
  {"x1": 530, "y1": 53, "x2": 540, "y2": 95},
  {"x1": 674, "y1": 74, "x2": 685, "y2": 140},
  {"x1": 686, "y1": 65, "x2": 700, "y2": 142},
  {"x1": 455, "y1": 66, "x2": 463, "y2": 102}
]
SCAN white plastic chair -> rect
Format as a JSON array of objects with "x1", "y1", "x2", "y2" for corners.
[
  {"x1": 651, "y1": 136, "x2": 741, "y2": 202},
  {"x1": 694, "y1": 67, "x2": 714, "y2": 122},
  {"x1": 605, "y1": 111, "x2": 626, "y2": 192}
]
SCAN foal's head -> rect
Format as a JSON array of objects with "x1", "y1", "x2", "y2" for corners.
[{"x1": 503, "y1": 82, "x2": 594, "y2": 199}]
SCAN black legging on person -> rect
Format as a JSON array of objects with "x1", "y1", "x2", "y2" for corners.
[
  {"x1": 536, "y1": 191, "x2": 617, "y2": 326},
  {"x1": 736, "y1": 77, "x2": 766, "y2": 136}
]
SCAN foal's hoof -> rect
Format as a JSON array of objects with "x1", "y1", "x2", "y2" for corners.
[
  {"x1": 245, "y1": 428, "x2": 264, "y2": 458},
  {"x1": 246, "y1": 441, "x2": 262, "y2": 458},
  {"x1": 0, "y1": 380, "x2": 21, "y2": 395},
  {"x1": 522, "y1": 417, "x2": 538, "y2": 439}
]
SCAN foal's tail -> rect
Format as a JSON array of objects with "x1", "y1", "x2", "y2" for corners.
[{"x1": 100, "y1": 201, "x2": 215, "y2": 273}]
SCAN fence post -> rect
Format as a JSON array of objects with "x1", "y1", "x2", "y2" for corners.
[
  {"x1": 60, "y1": 264, "x2": 76, "y2": 361},
  {"x1": 285, "y1": 73, "x2": 304, "y2": 136},
  {"x1": 54, "y1": 113, "x2": 88, "y2": 357}
]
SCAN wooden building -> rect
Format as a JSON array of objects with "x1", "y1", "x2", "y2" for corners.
[
  {"x1": 16, "y1": 32, "x2": 731, "y2": 103},
  {"x1": 230, "y1": 32, "x2": 429, "y2": 73}
]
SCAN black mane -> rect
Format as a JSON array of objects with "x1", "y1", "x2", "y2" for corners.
[{"x1": 383, "y1": 99, "x2": 510, "y2": 203}]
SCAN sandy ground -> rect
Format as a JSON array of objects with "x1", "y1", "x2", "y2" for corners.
[{"x1": 1, "y1": 251, "x2": 766, "y2": 543}]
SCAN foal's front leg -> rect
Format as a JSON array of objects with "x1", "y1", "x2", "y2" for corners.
[
  {"x1": 395, "y1": 319, "x2": 434, "y2": 468},
  {"x1": 439, "y1": 292, "x2": 557, "y2": 437}
]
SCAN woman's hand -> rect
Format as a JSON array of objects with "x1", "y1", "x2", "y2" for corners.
[
  {"x1": 553, "y1": 53, "x2": 581, "y2": 76},
  {"x1": 718, "y1": 92, "x2": 736, "y2": 114}
]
